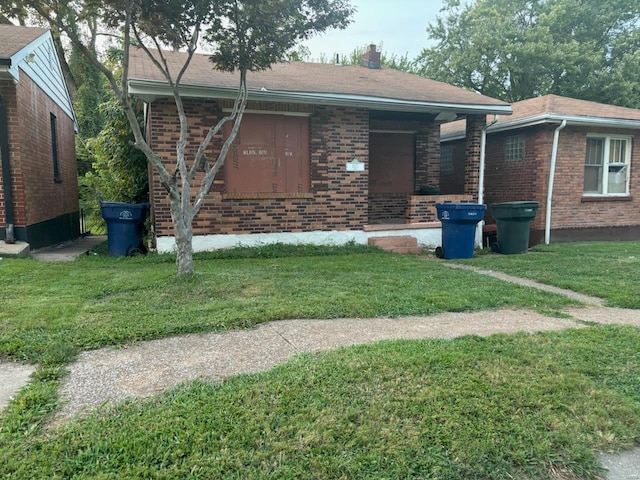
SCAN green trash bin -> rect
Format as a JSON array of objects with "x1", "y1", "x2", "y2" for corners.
[{"x1": 490, "y1": 201, "x2": 539, "y2": 254}]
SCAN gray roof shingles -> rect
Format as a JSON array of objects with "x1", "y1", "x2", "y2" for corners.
[
  {"x1": 442, "y1": 94, "x2": 640, "y2": 138},
  {"x1": 128, "y1": 47, "x2": 510, "y2": 109},
  {"x1": 0, "y1": 24, "x2": 48, "y2": 60}
]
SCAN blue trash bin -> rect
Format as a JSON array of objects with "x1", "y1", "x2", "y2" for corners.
[
  {"x1": 100, "y1": 202, "x2": 150, "y2": 257},
  {"x1": 435, "y1": 203, "x2": 487, "y2": 259}
]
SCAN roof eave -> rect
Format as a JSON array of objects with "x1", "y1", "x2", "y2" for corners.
[
  {"x1": 491, "y1": 113, "x2": 640, "y2": 132},
  {"x1": 128, "y1": 80, "x2": 513, "y2": 116},
  {"x1": 442, "y1": 112, "x2": 640, "y2": 142}
]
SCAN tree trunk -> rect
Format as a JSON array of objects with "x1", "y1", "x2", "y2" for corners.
[{"x1": 171, "y1": 198, "x2": 194, "y2": 276}]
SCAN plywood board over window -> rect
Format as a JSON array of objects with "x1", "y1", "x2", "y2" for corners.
[
  {"x1": 369, "y1": 132, "x2": 415, "y2": 193},
  {"x1": 224, "y1": 114, "x2": 310, "y2": 193}
]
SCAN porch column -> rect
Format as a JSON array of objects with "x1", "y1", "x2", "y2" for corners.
[
  {"x1": 415, "y1": 122, "x2": 440, "y2": 193},
  {"x1": 464, "y1": 114, "x2": 485, "y2": 201}
]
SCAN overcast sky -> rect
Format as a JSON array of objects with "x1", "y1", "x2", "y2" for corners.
[{"x1": 301, "y1": 0, "x2": 446, "y2": 61}]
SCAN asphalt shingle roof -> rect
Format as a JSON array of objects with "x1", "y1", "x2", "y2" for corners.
[
  {"x1": 128, "y1": 47, "x2": 510, "y2": 110},
  {"x1": 442, "y1": 94, "x2": 640, "y2": 138},
  {"x1": 0, "y1": 24, "x2": 48, "y2": 60}
]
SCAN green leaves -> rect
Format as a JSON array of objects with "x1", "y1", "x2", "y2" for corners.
[
  {"x1": 205, "y1": 0, "x2": 354, "y2": 72},
  {"x1": 419, "y1": 0, "x2": 640, "y2": 107}
]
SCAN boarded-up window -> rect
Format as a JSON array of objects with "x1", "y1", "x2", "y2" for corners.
[
  {"x1": 225, "y1": 114, "x2": 310, "y2": 193},
  {"x1": 369, "y1": 132, "x2": 415, "y2": 194}
]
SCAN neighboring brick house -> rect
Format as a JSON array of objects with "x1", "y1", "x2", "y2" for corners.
[
  {"x1": 128, "y1": 46, "x2": 511, "y2": 253},
  {"x1": 441, "y1": 94, "x2": 640, "y2": 245},
  {"x1": 0, "y1": 25, "x2": 79, "y2": 250}
]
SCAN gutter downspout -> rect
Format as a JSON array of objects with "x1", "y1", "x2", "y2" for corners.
[
  {"x1": 545, "y1": 120, "x2": 567, "y2": 244},
  {"x1": 476, "y1": 114, "x2": 499, "y2": 247},
  {"x1": 0, "y1": 96, "x2": 14, "y2": 244}
]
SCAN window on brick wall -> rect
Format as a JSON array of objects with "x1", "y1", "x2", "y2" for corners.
[
  {"x1": 224, "y1": 114, "x2": 310, "y2": 193},
  {"x1": 504, "y1": 135, "x2": 524, "y2": 161},
  {"x1": 583, "y1": 135, "x2": 631, "y2": 195},
  {"x1": 440, "y1": 144, "x2": 454, "y2": 174},
  {"x1": 50, "y1": 113, "x2": 61, "y2": 182}
]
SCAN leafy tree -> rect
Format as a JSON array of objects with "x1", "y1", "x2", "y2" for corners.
[
  {"x1": 71, "y1": 43, "x2": 108, "y2": 176},
  {"x1": 17, "y1": 0, "x2": 353, "y2": 275},
  {"x1": 418, "y1": 0, "x2": 640, "y2": 107},
  {"x1": 83, "y1": 97, "x2": 148, "y2": 197}
]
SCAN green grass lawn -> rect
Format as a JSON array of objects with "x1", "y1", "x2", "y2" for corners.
[
  {"x1": 1, "y1": 244, "x2": 575, "y2": 365},
  {"x1": 3, "y1": 326, "x2": 640, "y2": 479},
  {"x1": 1, "y1": 242, "x2": 639, "y2": 479},
  {"x1": 465, "y1": 241, "x2": 640, "y2": 308}
]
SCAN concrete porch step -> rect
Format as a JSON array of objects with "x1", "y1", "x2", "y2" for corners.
[{"x1": 368, "y1": 235, "x2": 423, "y2": 254}]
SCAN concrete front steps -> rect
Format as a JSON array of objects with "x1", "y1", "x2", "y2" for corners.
[{"x1": 368, "y1": 235, "x2": 423, "y2": 254}]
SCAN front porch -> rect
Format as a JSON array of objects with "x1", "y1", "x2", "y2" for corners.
[
  {"x1": 368, "y1": 193, "x2": 474, "y2": 225},
  {"x1": 367, "y1": 114, "x2": 485, "y2": 229}
]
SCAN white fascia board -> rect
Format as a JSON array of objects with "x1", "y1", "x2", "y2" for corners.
[
  {"x1": 128, "y1": 79, "x2": 513, "y2": 116},
  {"x1": 441, "y1": 112, "x2": 640, "y2": 143},
  {"x1": 487, "y1": 113, "x2": 640, "y2": 133}
]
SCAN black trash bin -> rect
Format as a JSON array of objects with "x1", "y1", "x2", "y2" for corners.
[
  {"x1": 435, "y1": 203, "x2": 487, "y2": 259},
  {"x1": 100, "y1": 202, "x2": 150, "y2": 257},
  {"x1": 490, "y1": 201, "x2": 539, "y2": 254}
]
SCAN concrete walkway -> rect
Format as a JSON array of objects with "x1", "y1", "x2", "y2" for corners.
[
  {"x1": 445, "y1": 263, "x2": 605, "y2": 306},
  {"x1": 30, "y1": 235, "x2": 106, "y2": 262},
  {"x1": 1, "y1": 253, "x2": 639, "y2": 479},
  {"x1": 0, "y1": 362, "x2": 36, "y2": 411}
]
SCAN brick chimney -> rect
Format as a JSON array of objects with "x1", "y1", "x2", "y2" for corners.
[{"x1": 361, "y1": 44, "x2": 381, "y2": 69}]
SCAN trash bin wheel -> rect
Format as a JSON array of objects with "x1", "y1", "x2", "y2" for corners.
[
  {"x1": 490, "y1": 242, "x2": 500, "y2": 253},
  {"x1": 126, "y1": 246, "x2": 146, "y2": 257},
  {"x1": 435, "y1": 246, "x2": 444, "y2": 258}
]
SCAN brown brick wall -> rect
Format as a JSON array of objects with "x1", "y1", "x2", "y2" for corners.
[
  {"x1": 0, "y1": 74, "x2": 77, "y2": 228},
  {"x1": 0, "y1": 81, "x2": 22, "y2": 226},
  {"x1": 407, "y1": 194, "x2": 473, "y2": 223},
  {"x1": 548, "y1": 126, "x2": 640, "y2": 231},
  {"x1": 484, "y1": 125, "x2": 549, "y2": 228},
  {"x1": 464, "y1": 114, "x2": 485, "y2": 199},
  {"x1": 148, "y1": 100, "x2": 370, "y2": 237},
  {"x1": 416, "y1": 123, "x2": 440, "y2": 192},
  {"x1": 483, "y1": 124, "x2": 640, "y2": 237},
  {"x1": 368, "y1": 193, "x2": 407, "y2": 222}
]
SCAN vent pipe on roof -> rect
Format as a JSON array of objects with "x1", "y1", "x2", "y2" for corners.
[{"x1": 361, "y1": 44, "x2": 381, "y2": 69}]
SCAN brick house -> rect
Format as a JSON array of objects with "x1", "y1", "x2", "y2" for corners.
[
  {"x1": 128, "y1": 46, "x2": 511, "y2": 253},
  {"x1": 441, "y1": 94, "x2": 640, "y2": 245},
  {"x1": 0, "y1": 25, "x2": 79, "y2": 250}
]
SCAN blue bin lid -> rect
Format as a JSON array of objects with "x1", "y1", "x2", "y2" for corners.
[
  {"x1": 436, "y1": 203, "x2": 487, "y2": 210},
  {"x1": 436, "y1": 203, "x2": 487, "y2": 221},
  {"x1": 101, "y1": 202, "x2": 150, "y2": 222}
]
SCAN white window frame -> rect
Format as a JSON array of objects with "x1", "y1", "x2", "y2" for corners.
[
  {"x1": 504, "y1": 135, "x2": 524, "y2": 161},
  {"x1": 583, "y1": 134, "x2": 632, "y2": 196},
  {"x1": 440, "y1": 144, "x2": 454, "y2": 174}
]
